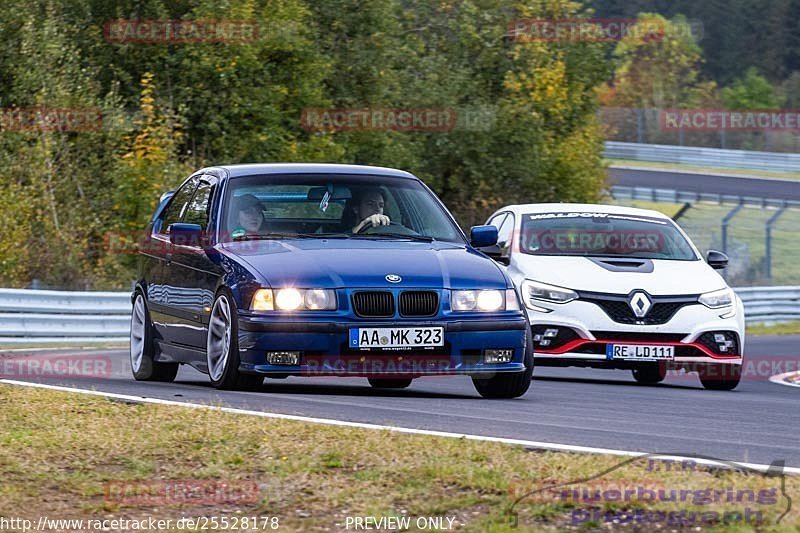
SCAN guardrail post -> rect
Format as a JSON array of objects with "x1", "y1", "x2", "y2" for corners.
[
  {"x1": 765, "y1": 203, "x2": 788, "y2": 283},
  {"x1": 636, "y1": 108, "x2": 644, "y2": 144},
  {"x1": 721, "y1": 201, "x2": 744, "y2": 254}
]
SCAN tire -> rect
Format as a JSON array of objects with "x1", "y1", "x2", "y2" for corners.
[
  {"x1": 631, "y1": 363, "x2": 666, "y2": 385},
  {"x1": 129, "y1": 292, "x2": 179, "y2": 382},
  {"x1": 368, "y1": 378, "x2": 413, "y2": 389},
  {"x1": 698, "y1": 363, "x2": 741, "y2": 390},
  {"x1": 206, "y1": 289, "x2": 263, "y2": 391},
  {"x1": 472, "y1": 327, "x2": 534, "y2": 399}
]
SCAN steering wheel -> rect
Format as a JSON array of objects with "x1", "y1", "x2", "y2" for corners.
[{"x1": 357, "y1": 221, "x2": 419, "y2": 236}]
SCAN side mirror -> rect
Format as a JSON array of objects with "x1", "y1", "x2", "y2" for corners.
[
  {"x1": 470, "y1": 225, "x2": 498, "y2": 248},
  {"x1": 169, "y1": 223, "x2": 203, "y2": 247},
  {"x1": 706, "y1": 250, "x2": 728, "y2": 270}
]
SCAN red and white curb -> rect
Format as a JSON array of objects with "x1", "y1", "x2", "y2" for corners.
[{"x1": 770, "y1": 371, "x2": 800, "y2": 388}]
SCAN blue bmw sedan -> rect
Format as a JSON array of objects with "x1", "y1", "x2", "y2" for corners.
[{"x1": 130, "y1": 164, "x2": 533, "y2": 398}]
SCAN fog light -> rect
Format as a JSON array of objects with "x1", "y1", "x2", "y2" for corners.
[
  {"x1": 266, "y1": 351, "x2": 300, "y2": 365},
  {"x1": 484, "y1": 349, "x2": 513, "y2": 364},
  {"x1": 544, "y1": 328, "x2": 559, "y2": 338}
]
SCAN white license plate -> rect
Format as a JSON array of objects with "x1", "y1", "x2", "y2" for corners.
[
  {"x1": 606, "y1": 344, "x2": 674, "y2": 360},
  {"x1": 349, "y1": 327, "x2": 444, "y2": 349}
]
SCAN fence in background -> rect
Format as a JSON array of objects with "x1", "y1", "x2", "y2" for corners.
[
  {"x1": 610, "y1": 185, "x2": 799, "y2": 284},
  {"x1": 600, "y1": 108, "x2": 800, "y2": 154},
  {"x1": 604, "y1": 141, "x2": 800, "y2": 172},
  {"x1": 0, "y1": 287, "x2": 795, "y2": 345}
]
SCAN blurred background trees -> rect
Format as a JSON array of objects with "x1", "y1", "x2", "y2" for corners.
[
  {"x1": 0, "y1": 0, "x2": 610, "y2": 289},
  {"x1": 4, "y1": 0, "x2": 796, "y2": 289}
]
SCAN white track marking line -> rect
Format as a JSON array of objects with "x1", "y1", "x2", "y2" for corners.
[{"x1": 2, "y1": 378, "x2": 798, "y2": 475}]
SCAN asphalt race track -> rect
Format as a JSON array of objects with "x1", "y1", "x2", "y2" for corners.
[
  {"x1": 608, "y1": 167, "x2": 800, "y2": 202},
  {"x1": 2, "y1": 335, "x2": 798, "y2": 468}
]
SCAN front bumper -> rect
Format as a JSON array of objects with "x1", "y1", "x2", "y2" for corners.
[
  {"x1": 236, "y1": 316, "x2": 529, "y2": 376},
  {"x1": 527, "y1": 299, "x2": 744, "y2": 369}
]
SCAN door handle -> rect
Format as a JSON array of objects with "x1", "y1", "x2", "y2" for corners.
[{"x1": 165, "y1": 253, "x2": 173, "y2": 265}]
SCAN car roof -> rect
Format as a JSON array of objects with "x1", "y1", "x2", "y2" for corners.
[
  {"x1": 496, "y1": 203, "x2": 672, "y2": 221},
  {"x1": 202, "y1": 163, "x2": 418, "y2": 180}
]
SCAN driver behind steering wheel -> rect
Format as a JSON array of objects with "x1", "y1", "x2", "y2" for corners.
[{"x1": 347, "y1": 188, "x2": 390, "y2": 233}]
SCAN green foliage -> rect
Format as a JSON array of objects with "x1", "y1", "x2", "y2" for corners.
[
  {"x1": 721, "y1": 68, "x2": 781, "y2": 110},
  {"x1": 603, "y1": 13, "x2": 716, "y2": 109},
  {"x1": 0, "y1": 0, "x2": 608, "y2": 288},
  {"x1": 588, "y1": 0, "x2": 800, "y2": 86}
]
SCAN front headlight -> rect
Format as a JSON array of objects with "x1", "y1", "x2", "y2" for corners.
[
  {"x1": 521, "y1": 279, "x2": 578, "y2": 305},
  {"x1": 699, "y1": 288, "x2": 734, "y2": 309},
  {"x1": 251, "y1": 288, "x2": 337, "y2": 311},
  {"x1": 452, "y1": 289, "x2": 516, "y2": 312},
  {"x1": 251, "y1": 289, "x2": 274, "y2": 311}
]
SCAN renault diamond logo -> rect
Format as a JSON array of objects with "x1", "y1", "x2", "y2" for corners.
[
  {"x1": 386, "y1": 274, "x2": 402, "y2": 283},
  {"x1": 629, "y1": 291, "x2": 652, "y2": 318}
]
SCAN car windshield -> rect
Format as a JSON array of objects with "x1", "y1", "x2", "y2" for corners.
[
  {"x1": 220, "y1": 173, "x2": 464, "y2": 243},
  {"x1": 519, "y1": 212, "x2": 698, "y2": 261}
]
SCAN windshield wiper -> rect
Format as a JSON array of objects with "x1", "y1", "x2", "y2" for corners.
[
  {"x1": 354, "y1": 233, "x2": 435, "y2": 242},
  {"x1": 233, "y1": 232, "x2": 353, "y2": 241},
  {"x1": 295, "y1": 232, "x2": 352, "y2": 239},
  {"x1": 232, "y1": 233, "x2": 295, "y2": 241}
]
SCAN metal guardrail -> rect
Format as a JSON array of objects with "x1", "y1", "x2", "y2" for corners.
[
  {"x1": 610, "y1": 185, "x2": 800, "y2": 208},
  {"x1": 0, "y1": 289, "x2": 131, "y2": 344},
  {"x1": 735, "y1": 287, "x2": 800, "y2": 324},
  {"x1": 604, "y1": 141, "x2": 800, "y2": 172},
  {"x1": 0, "y1": 286, "x2": 797, "y2": 345}
]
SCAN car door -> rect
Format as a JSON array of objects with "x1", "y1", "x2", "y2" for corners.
[
  {"x1": 486, "y1": 212, "x2": 513, "y2": 265},
  {"x1": 167, "y1": 175, "x2": 223, "y2": 350},
  {"x1": 148, "y1": 176, "x2": 199, "y2": 345},
  {"x1": 496, "y1": 212, "x2": 515, "y2": 262}
]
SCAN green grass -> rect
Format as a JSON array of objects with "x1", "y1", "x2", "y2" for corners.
[
  {"x1": 1, "y1": 384, "x2": 798, "y2": 531},
  {"x1": 747, "y1": 321, "x2": 800, "y2": 335},
  {"x1": 606, "y1": 159, "x2": 800, "y2": 181}
]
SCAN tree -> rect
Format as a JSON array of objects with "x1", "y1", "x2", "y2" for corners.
[
  {"x1": 722, "y1": 67, "x2": 780, "y2": 110},
  {"x1": 602, "y1": 13, "x2": 716, "y2": 109}
]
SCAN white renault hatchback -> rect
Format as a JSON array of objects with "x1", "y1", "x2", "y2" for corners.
[{"x1": 482, "y1": 204, "x2": 745, "y2": 390}]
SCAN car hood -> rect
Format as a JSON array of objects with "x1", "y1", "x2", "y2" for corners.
[
  {"x1": 512, "y1": 254, "x2": 728, "y2": 295},
  {"x1": 221, "y1": 239, "x2": 508, "y2": 289}
]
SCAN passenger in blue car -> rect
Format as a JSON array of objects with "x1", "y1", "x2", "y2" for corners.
[
  {"x1": 344, "y1": 187, "x2": 391, "y2": 233},
  {"x1": 233, "y1": 194, "x2": 267, "y2": 234}
]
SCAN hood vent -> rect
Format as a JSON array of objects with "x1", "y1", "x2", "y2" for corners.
[{"x1": 588, "y1": 257, "x2": 654, "y2": 273}]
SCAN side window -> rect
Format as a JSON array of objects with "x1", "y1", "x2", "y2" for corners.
[
  {"x1": 160, "y1": 178, "x2": 198, "y2": 233},
  {"x1": 183, "y1": 180, "x2": 214, "y2": 230},
  {"x1": 487, "y1": 213, "x2": 507, "y2": 230},
  {"x1": 497, "y1": 213, "x2": 515, "y2": 248}
]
